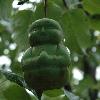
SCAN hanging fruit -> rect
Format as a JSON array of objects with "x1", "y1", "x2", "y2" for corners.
[{"x1": 21, "y1": 18, "x2": 71, "y2": 97}]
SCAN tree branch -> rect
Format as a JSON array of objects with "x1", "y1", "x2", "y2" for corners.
[{"x1": 62, "y1": 0, "x2": 68, "y2": 9}]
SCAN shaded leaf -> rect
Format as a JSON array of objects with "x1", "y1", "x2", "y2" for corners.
[
  {"x1": 12, "y1": 1, "x2": 63, "y2": 52},
  {"x1": 50, "y1": 0, "x2": 65, "y2": 9},
  {"x1": 3, "y1": 83, "x2": 33, "y2": 100},
  {"x1": 0, "y1": 0, "x2": 13, "y2": 19},
  {"x1": 34, "y1": 1, "x2": 63, "y2": 21},
  {"x1": 74, "y1": 76, "x2": 95, "y2": 96},
  {"x1": 0, "y1": 70, "x2": 38, "y2": 98},
  {"x1": 0, "y1": 23, "x2": 5, "y2": 32},
  {"x1": 12, "y1": 10, "x2": 34, "y2": 51},
  {"x1": 0, "y1": 70, "x2": 25, "y2": 88},
  {"x1": 60, "y1": 9, "x2": 92, "y2": 53},
  {"x1": 10, "y1": 60, "x2": 23, "y2": 75},
  {"x1": 90, "y1": 15, "x2": 100, "y2": 31}
]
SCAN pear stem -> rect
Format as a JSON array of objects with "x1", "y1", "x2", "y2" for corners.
[{"x1": 44, "y1": 0, "x2": 47, "y2": 17}]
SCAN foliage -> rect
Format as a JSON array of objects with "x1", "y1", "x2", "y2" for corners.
[{"x1": 0, "y1": 0, "x2": 100, "y2": 100}]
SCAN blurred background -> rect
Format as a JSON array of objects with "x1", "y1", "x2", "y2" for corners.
[{"x1": 0, "y1": 0, "x2": 100, "y2": 100}]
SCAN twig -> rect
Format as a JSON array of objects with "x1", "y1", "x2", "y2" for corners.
[{"x1": 44, "y1": 0, "x2": 47, "y2": 17}]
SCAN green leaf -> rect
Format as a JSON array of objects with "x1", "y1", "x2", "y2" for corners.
[
  {"x1": 43, "y1": 89, "x2": 64, "y2": 97},
  {"x1": 0, "y1": 30, "x2": 12, "y2": 43},
  {"x1": 92, "y1": 47, "x2": 100, "y2": 65},
  {"x1": 12, "y1": 10, "x2": 34, "y2": 51},
  {"x1": 12, "y1": 2, "x2": 63, "y2": 52},
  {"x1": 34, "y1": 1, "x2": 63, "y2": 21},
  {"x1": 0, "y1": 74, "x2": 33, "y2": 100},
  {"x1": 63, "y1": 89, "x2": 79, "y2": 100},
  {"x1": 2, "y1": 83, "x2": 33, "y2": 100},
  {"x1": 75, "y1": 76, "x2": 95, "y2": 95},
  {"x1": 0, "y1": 70, "x2": 26, "y2": 88},
  {"x1": 42, "y1": 89, "x2": 69, "y2": 100},
  {"x1": 0, "y1": 42, "x2": 5, "y2": 55},
  {"x1": 0, "y1": 23, "x2": 5, "y2": 32},
  {"x1": 46, "y1": 1, "x2": 63, "y2": 21},
  {"x1": 0, "y1": 70, "x2": 38, "y2": 98},
  {"x1": 10, "y1": 60, "x2": 23, "y2": 75},
  {"x1": 63, "y1": 0, "x2": 80, "y2": 9},
  {"x1": 60, "y1": 9, "x2": 92, "y2": 53},
  {"x1": 0, "y1": 94, "x2": 6, "y2": 100},
  {"x1": 90, "y1": 15, "x2": 100, "y2": 31},
  {"x1": 0, "y1": 26, "x2": 12, "y2": 55},
  {"x1": 83, "y1": 0, "x2": 100, "y2": 15},
  {"x1": 50, "y1": 0, "x2": 65, "y2": 9},
  {"x1": 0, "y1": 75, "x2": 10, "y2": 92},
  {"x1": 0, "y1": 0, "x2": 13, "y2": 19}
]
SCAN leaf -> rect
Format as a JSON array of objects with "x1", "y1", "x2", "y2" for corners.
[
  {"x1": 0, "y1": 70, "x2": 26, "y2": 88},
  {"x1": 0, "y1": 24, "x2": 12, "y2": 55},
  {"x1": 12, "y1": 2, "x2": 63, "y2": 52},
  {"x1": 0, "y1": 74, "x2": 33, "y2": 100},
  {"x1": 60, "y1": 9, "x2": 92, "y2": 53},
  {"x1": 0, "y1": 30, "x2": 12, "y2": 44},
  {"x1": 46, "y1": 1, "x2": 63, "y2": 21},
  {"x1": 0, "y1": 70, "x2": 38, "y2": 97},
  {"x1": 0, "y1": 75, "x2": 10, "y2": 92},
  {"x1": 63, "y1": 89, "x2": 79, "y2": 100},
  {"x1": 12, "y1": 10, "x2": 34, "y2": 51},
  {"x1": 92, "y1": 47, "x2": 100, "y2": 65},
  {"x1": 43, "y1": 89, "x2": 64, "y2": 97},
  {"x1": 74, "y1": 76, "x2": 95, "y2": 99},
  {"x1": 0, "y1": 94, "x2": 6, "y2": 100},
  {"x1": 34, "y1": 1, "x2": 63, "y2": 21},
  {"x1": 0, "y1": 0, "x2": 13, "y2": 19},
  {"x1": 0, "y1": 23, "x2": 5, "y2": 32},
  {"x1": 10, "y1": 60, "x2": 23, "y2": 75},
  {"x1": 2, "y1": 83, "x2": 33, "y2": 100},
  {"x1": 0, "y1": 42, "x2": 5, "y2": 55},
  {"x1": 90, "y1": 15, "x2": 100, "y2": 31},
  {"x1": 83, "y1": 0, "x2": 100, "y2": 15},
  {"x1": 64, "y1": 0, "x2": 80, "y2": 9},
  {"x1": 50, "y1": 0, "x2": 65, "y2": 9},
  {"x1": 42, "y1": 89, "x2": 69, "y2": 100},
  {"x1": 75, "y1": 76, "x2": 94, "y2": 93}
]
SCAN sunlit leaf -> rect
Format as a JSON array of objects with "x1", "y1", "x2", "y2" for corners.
[{"x1": 83, "y1": 0, "x2": 100, "y2": 15}]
